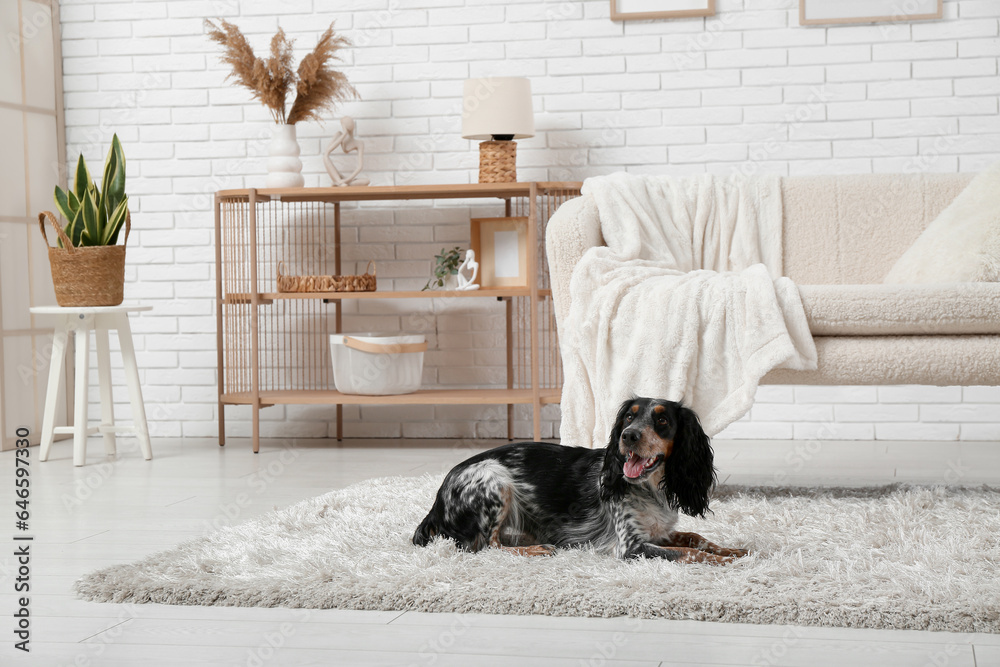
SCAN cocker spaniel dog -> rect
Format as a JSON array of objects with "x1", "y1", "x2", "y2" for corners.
[{"x1": 413, "y1": 397, "x2": 747, "y2": 564}]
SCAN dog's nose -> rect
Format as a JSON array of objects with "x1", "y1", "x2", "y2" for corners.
[{"x1": 621, "y1": 429, "x2": 640, "y2": 445}]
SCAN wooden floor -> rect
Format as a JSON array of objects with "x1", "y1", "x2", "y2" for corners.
[{"x1": 2, "y1": 435, "x2": 999, "y2": 666}]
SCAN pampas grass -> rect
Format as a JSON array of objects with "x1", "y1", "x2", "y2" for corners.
[
  {"x1": 205, "y1": 19, "x2": 358, "y2": 125},
  {"x1": 287, "y1": 26, "x2": 355, "y2": 124}
]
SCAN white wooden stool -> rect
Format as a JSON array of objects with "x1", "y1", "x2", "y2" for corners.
[{"x1": 31, "y1": 305, "x2": 153, "y2": 467}]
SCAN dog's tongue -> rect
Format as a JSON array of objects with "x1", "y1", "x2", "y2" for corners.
[{"x1": 623, "y1": 453, "x2": 650, "y2": 479}]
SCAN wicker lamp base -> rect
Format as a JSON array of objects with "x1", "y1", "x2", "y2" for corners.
[{"x1": 478, "y1": 140, "x2": 517, "y2": 183}]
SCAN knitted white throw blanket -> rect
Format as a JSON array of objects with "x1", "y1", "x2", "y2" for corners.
[{"x1": 559, "y1": 173, "x2": 817, "y2": 446}]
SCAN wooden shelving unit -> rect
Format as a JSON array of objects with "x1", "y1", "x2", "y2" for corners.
[{"x1": 214, "y1": 182, "x2": 581, "y2": 452}]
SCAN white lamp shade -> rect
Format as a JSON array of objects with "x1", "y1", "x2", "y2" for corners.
[{"x1": 461, "y1": 77, "x2": 535, "y2": 140}]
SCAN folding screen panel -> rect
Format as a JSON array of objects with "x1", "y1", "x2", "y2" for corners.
[{"x1": 0, "y1": 0, "x2": 68, "y2": 451}]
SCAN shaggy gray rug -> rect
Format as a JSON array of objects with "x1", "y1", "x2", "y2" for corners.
[{"x1": 75, "y1": 475, "x2": 1000, "y2": 632}]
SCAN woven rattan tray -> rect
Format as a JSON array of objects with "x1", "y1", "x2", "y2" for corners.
[{"x1": 277, "y1": 260, "x2": 376, "y2": 293}]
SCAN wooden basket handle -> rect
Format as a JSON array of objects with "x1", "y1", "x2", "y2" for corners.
[
  {"x1": 121, "y1": 211, "x2": 132, "y2": 248},
  {"x1": 38, "y1": 210, "x2": 131, "y2": 250},
  {"x1": 38, "y1": 211, "x2": 74, "y2": 252},
  {"x1": 365, "y1": 260, "x2": 376, "y2": 276},
  {"x1": 343, "y1": 336, "x2": 427, "y2": 355}
]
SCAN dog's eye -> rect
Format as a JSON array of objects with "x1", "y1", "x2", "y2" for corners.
[
  {"x1": 657, "y1": 417, "x2": 668, "y2": 426},
  {"x1": 625, "y1": 414, "x2": 633, "y2": 422}
]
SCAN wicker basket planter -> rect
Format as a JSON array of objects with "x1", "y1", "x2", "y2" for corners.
[
  {"x1": 38, "y1": 211, "x2": 129, "y2": 307},
  {"x1": 277, "y1": 260, "x2": 376, "y2": 293}
]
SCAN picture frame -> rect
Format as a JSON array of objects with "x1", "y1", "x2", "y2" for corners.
[
  {"x1": 470, "y1": 217, "x2": 529, "y2": 289},
  {"x1": 799, "y1": 0, "x2": 942, "y2": 26},
  {"x1": 610, "y1": 0, "x2": 715, "y2": 21}
]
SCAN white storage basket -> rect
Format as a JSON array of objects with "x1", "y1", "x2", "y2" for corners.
[{"x1": 329, "y1": 333, "x2": 427, "y2": 395}]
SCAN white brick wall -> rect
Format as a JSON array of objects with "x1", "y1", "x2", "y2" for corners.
[{"x1": 58, "y1": 0, "x2": 1000, "y2": 442}]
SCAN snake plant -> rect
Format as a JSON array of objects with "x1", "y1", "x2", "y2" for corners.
[{"x1": 52, "y1": 134, "x2": 128, "y2": 248}]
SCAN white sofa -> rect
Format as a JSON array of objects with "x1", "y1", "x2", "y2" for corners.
[{"x1": 546, "y1": 173, "x2": 1000, "y2": 386}]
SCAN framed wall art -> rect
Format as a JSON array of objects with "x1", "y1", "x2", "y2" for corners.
[
  {"x1": 799, "y1": 0, "x2": 942, "y2": 26},
  {"x1": 610, "y1": 0, "x2": 715, "y2": 21},
  {"x1": 470, "y1": 217, "x2": 529, "y2": 289}
]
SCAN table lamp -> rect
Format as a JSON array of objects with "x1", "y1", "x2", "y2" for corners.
[{"x1": 462, "y1": 77, "x2": 534, "y2": 183}]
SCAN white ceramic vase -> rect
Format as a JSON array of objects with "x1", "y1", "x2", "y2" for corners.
[{"x1": 266, "y1": 123, "x2": 305, "y2": 188}]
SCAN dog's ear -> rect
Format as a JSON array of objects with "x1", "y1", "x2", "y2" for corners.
[
  {"x1": 661, "y1": 404, "x2": 716, "y2": 517},
  {"x1": 599, "y1": 399, "x2": 633, "y2": 502}
]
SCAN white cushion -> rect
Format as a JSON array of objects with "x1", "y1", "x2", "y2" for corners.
[
  {"x1": 883, "y1": 163, "x2": 1000, "y2": 284},
  {"x1": 800, "y1": 283, "x2": 1000, "y2": 336}
]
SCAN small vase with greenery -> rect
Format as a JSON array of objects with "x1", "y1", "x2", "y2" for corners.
[
  {"x1": 39, "y1": 134, "x2": 131, "y2": 306},
  {"x1": 423, "y1": 247, "x2": 463, "y2": 291}
]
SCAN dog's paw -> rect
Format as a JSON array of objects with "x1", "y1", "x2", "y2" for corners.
[
  {"x1": 524, "y1": 544, "x2": 557, "y2": 557},
  {"x1": 498, "y1": 544, "x2": 557, "y2": 557},
  {"x1": 674, "y1": 550, "x2": 735, "y2": 565}
]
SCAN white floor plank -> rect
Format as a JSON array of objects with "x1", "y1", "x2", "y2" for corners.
[
  {"x1": 79, "y1": 617, "x2": 976, "y2": 667},
  {"x1": 7, "y1": 642, "x2": 661, "y2": 667},
  {"x1": 975, "y1": 644, "x2": 999, "y2": 666},
  {"x1": 390, "y1": 610, "x2": 994, "y2": 646}
]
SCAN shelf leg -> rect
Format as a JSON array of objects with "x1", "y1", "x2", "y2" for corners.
[
  {"x1": 507, "y1": 406, "x2": 514, "y2": 442},
  {"x1": 214, "y1": 193, "x2": 226, "y2": 447},
  {"x1": 252, "y1": 402, "x2": 260, "y2": 454},
  {"x1": 528, "y1": 184, "x2": 542, "y2": 442},
  {"x1": 506, "y1": 297, "x2": 513, "y2": 441},
  {"x1": 336, "y1": 405, "x2": 343, "y2": 442},
  {"x1": 334, "y1": 201, "x2": 343, "y2": 443},
  {"x1": 249, "y1": 188, "x2": 261, "y2": 454},
  {"x1": 218, "y1": 401, "x2": 225, "y2": 447}
]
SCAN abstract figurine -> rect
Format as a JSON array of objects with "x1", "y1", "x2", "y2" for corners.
[
  {"x1": 324, "y1": 116, "x2": 370, "y2": 187},
  {"x1": 455, "y1": 249, "x2": 480, "y2": 291}
]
